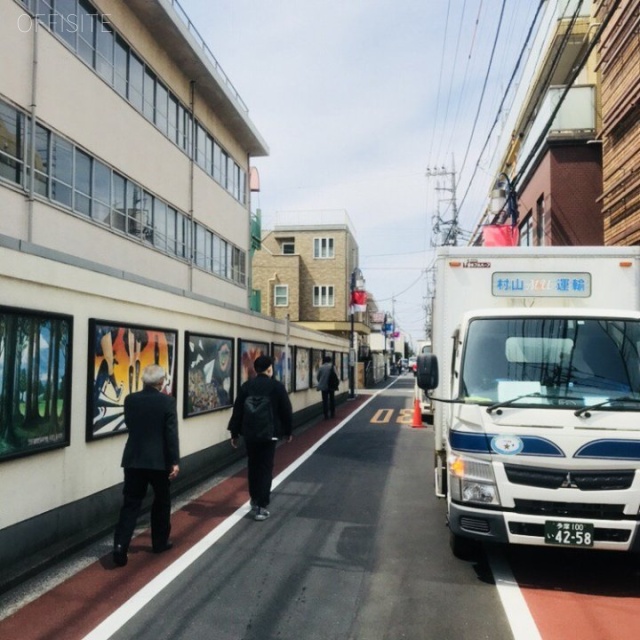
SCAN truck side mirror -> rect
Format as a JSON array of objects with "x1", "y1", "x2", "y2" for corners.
[{"x1": 416, "y1": 354, "x2": 438, "y2": 391}]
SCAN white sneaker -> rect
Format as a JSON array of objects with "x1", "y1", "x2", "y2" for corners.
[{"x1": 254, "y1": 507, "x2": 270, "y2": 521}]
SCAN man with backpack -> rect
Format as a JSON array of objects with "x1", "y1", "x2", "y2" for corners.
[
  {"x1": 228, "y1": 355, "x2": 293, "y2": 521},
  {"x1": 316, "y1": 355, "x2": 340, "y2": 419}
]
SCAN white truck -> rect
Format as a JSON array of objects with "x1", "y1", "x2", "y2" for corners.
[{"x1": 417, "y1": 246, "x2": 640, "y2": 558}]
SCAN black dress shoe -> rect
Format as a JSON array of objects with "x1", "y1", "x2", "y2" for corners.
[
  {"x1": 152, "y1": 541, "x2": 174, "y2": 554},
  {"x1": 113, "y1": 544, "x2": 128, "y2": 567}
]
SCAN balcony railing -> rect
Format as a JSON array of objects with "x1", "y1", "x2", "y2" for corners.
[
  {"x1": 518, "y1": 84, "x2": 596, "y2": 171},
  {"x1": 557, "y1": 0, "x2": 591, "y2": 19}
]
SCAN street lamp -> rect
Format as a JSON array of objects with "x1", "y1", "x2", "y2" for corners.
[
  {"x1": 490, "y1": 172, "x2": 518, "y2": 225},
  {"x1": 349, "y1": 267, "x2": 365, "y2": 399}
]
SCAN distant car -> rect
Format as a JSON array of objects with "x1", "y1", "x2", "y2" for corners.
[
  {"x1": 400, "y1": 358, "x2": 408, "y2": 370},
  {"x1": 408, "y1": 356, "x2": 417, "y2": 375}
]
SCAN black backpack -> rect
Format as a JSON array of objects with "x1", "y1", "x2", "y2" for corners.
[
  {"x1": 329, "y1": 368, "x2": 340, "y2": 391},
  {"x1": 242, "y1": 394, "x2": 275, "y2": 442}
]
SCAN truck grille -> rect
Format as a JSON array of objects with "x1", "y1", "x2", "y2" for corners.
[
  {"x1": 504, "y1": 464, "x2": 635, "y2": 491},
  {"x1": 513, "y1": 499, "x2": 626, "y2": 520}
]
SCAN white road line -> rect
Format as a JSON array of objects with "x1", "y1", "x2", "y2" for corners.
[
  {"x1": 487, "y1": 547, "x2": 542, "y2": 640},
  {"x1": 82, "y1": 390, "x2": 384, "y2": 640}
]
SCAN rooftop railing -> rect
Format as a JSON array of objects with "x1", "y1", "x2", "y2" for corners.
[
  {"x1": 271, "y1": 209, "x2": 358, "y2": 239},
  {"x1": 169, "y1": 0, "x2": 249, "y2": 113}
]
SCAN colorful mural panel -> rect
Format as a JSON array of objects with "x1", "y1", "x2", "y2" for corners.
[
  {"x1": 185, "y1": 333, "x2": 234, "y2": 417},
  {"x1": 87, "y1": 320, "x2": 177, "y2": 439},
  {"x1": 238, "y1": 339, "x2": 269, "y2": 387}
]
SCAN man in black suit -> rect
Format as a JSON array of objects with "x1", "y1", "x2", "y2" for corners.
[{"x1": 113, "y1": 364, "x2": 180, "y2": 567}]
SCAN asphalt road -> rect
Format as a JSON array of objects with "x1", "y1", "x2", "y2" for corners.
[
  {"x1": 108, "y1": 377, "x2": 512, "y2": 640},
  {"x1": 2, "y1": 375, "x2": 639, "y2": 640}
]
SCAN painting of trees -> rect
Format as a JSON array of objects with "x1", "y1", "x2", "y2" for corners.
[{"x1": 0, "y1": 308, "x2": 72, "y2": 461}]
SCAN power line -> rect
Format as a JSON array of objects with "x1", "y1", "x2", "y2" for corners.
[{"x1": 455, "y1": 0, "x2": 546, "y2": 222}]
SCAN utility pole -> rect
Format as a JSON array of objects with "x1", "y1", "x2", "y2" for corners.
[
  {"x1": 390, "y1": 296, "x2": 396, "y2": 364},
  {"x1": 427, "y1": 159, "x2": 460, "y2": 247}
]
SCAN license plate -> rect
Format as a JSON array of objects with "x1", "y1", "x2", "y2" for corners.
[{"x1": 544, "y1": 520, "x2": 594, "y2": 547}]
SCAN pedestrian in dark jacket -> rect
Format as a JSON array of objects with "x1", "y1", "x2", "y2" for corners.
[
  {"x1": 316, "y1": 355, "x2": 339, "y2": 419},
  {"x1": 228, "y1": 355, "x2": 293, "y2": 521},
  {"x1": 113, "y1": 364, "x2": 180, "y2": 567}
]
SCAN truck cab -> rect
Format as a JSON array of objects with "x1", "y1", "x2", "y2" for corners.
[
  {"x1": 419, "y1": 308, "x2": 640, "y2": 558},
  {"x1": 420, "y1": 246, "x2": 640, "y2": 558}
]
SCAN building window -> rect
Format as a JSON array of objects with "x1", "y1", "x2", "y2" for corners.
[
  {"x1": 313, "y1": 285, "x2": 334, "y2": 307},
  {"x1": 195, "y1": 124, "x2": 207, "y2": 169},
  {"x1": 95, "y1": 19, "x2": 114, "y2": 83},
  {"x1": 314, "y1": 237, "x2": 334, "y2": 258},
  {"x1": 142, "y1": 67, "x2": 156, "y2": 122},
  {"x1": 155, "y1": 81, "x2": 169, "y2": 135},
  {"x1": 0, "y1": 102, "x2": 25, "y2": 185},
  {"x1": 51, "y1": 135, "x2": 73, "y2": 207},
  {"x1": 536, "y1": 195, "x2": 544, "y2": 245},
  {"x1": 274, "y1": 285, "x2": 288, "y2": 307},
  {"x1": 32, "y1": 123, "x2": 50, "y2": 197},
  {"x1": 231, "y1": 246, "x2": 245, "y2": 284},
  {"x1": 77, "y1": 1, "x2": 96, "y2": 66},
  {"x1": 281, "y1": 241, "x2": 295, "y2": 255},
  {"x1": 53, "y1": 0, "x2": 77, "y2": 48},
  {"x1": 212, "y1": 235, "x2": 224, "y2": 276},
  {"x1": 519, "y1": 213, "x2": 533, "y2": 246},
  {"x1": 194, "y1": 224, "x2": 212, "y2": 270},
  {"x1": 213, "y1": 142, "x2": 222, "y2": 183},
  {"x1": 74, "y1": 148, "x2": 92, "y2": 216},
  {"x1": 92, "y1": 159, "x2": 111, "y2": 225},
  {"x1": 114, "y1": 35, "x2": 128, "y2": 98}
]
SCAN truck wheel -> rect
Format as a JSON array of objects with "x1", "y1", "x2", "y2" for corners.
[{"x1": 449, "y1": 530, "x2": 480, "y2": 561}]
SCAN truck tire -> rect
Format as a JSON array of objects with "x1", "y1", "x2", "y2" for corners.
[{"x1": 449, "y1": 529, "x2": 480, "y2": 561}]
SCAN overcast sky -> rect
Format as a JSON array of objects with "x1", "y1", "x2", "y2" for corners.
[{"x1": 177, "y1": 0, "x2": 546, "y2": 346}]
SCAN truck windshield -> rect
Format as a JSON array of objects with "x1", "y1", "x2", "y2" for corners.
[{"x1": 461, "y1": 317, "x2": 640, "y2": 409}]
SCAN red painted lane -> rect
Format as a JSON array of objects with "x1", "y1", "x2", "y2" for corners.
[
  {"x1": 0, "y1": 396, "x2": 370, "y2": 640},
  {"x1": 522, "y1": 588, "x2": 640, "y2": 640},
  {"x1": 509, "y1": 547, "x2": 640, "y2": 639}
]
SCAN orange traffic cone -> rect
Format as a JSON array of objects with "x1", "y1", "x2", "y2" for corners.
[{"x1": 411, "y1": 398, "x2": 424, "y2": 428}]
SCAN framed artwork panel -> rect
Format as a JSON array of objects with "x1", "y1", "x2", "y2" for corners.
[
  {"x1": 272, "y1": 343, "x2": 292, "y2": 392},
  {"x1": 238, "y1": 339, "x2": 269, "y2": 387},
  {"x1": 87, "y1": 320, "x2": 177, "y2": 440},
  {"x1": 310, "y1": 349, "x2": 323, "y2": 388},
  {"x1": 184, "y1": 333, "x2": 234, "y2": 417},
  {"x1": 294, "y1": 346, "x2": 310, "y2": 391},
  {"x1": 0, "y1": 306, "x2": 72, "y2": 462}
]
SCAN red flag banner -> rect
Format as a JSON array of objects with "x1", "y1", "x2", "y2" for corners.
[
  {"x1": 350, "y1": 290, "x2": 367, "y2": 312},
  {"x1": 483, "y1": 224, "x2": 520, "y2": 247}
]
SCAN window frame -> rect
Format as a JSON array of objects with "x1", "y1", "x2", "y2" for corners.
[
  {"x1": 313, "y1": 237, "x2": 335, "y2": 259},
  {"x1": 274, "y1": 284, "x2": 289, "y2": 307},
  {"x1": 281, "y1": 241, "x2": 295, "y2": 255},
  {"x1": 313, "y1": 285, "x2": 335, "y2": 307}
]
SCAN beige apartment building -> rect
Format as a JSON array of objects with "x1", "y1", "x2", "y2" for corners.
[
  {"x1": 0, "y1": 0, "x2": 346, "y2": 585},
  {"x1": 252, "y1": 211, "x2": 371, "y2": 344}
]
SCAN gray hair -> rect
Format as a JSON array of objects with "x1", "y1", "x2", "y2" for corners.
[{"x1": 142, "y1": 364, "x2": 166, "y2": 387}]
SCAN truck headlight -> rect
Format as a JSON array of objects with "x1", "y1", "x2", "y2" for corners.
[{"x1": 448, "y1": 454, "x2": 500, "y2": 506}]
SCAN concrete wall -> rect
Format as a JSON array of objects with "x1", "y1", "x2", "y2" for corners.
[{"x1": 0, "y1": 241, "x2": 348, "y2": 586}]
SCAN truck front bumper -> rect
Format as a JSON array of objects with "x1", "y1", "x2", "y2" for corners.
[{"x1": 449, "y1": 502, "x2": 640, "y2": 552}]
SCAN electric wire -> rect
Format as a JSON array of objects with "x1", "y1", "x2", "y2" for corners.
[{"x1": 454, "y1": 0, "x2": 546, "y2": 224}]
